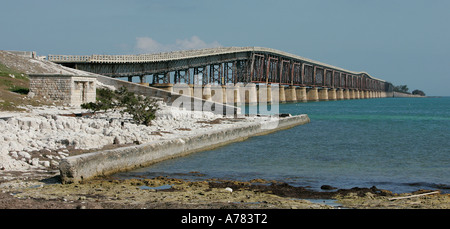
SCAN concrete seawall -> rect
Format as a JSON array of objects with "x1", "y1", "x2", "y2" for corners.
[
  {"x1": 59, "y1": 114, "x2": 310, "y2": 184},
  {"x1": 392, "y1": 92, "x2": 425, "y2": 98}
]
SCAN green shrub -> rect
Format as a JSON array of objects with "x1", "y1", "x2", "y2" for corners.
[
  {"x1": 81, "y1": 86, "x2": 159, "y2": 126},
  {"x1": 9, "y1": 86, "x2": 29, "y2": 95},
  {"x1": 115, "y1": 86, "x2": 159, "y2": 126},
  {"x1": 81, "y1": 88, "x2": 117, "y2": 113},
  {"x1": 412, "y1": 89, "x2": 426, "y2": 96}
]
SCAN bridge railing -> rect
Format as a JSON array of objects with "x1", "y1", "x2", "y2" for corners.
[
  {"x1": 88, "y1": 47, "x2": 252, "y2": 63},
  {"x1": 47, "y1": 55, "x2": 91, "y2": 62}
]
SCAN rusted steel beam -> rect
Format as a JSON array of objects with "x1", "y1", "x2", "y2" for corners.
[
  {"x1": 223, "y1": 62, "x2": 233, "y2": 84},
  {"x1": 265, "y1": 56, "x2": 271, "y2": 84},
  {"x1": 251, "y1": 54, "x2": 265, "y2": 83},
  {"x1": 280, "y1": 59, "x2": 290, "y2": 84},
  {"x1": 303, "y1": 64, "x2": 313, "y2": 86},
  {"x1": 249, "y1": 53, "x2": 256, "y2": 84},
  {"x1": 209, "y1": 63, "x2": 223, "y2": 85},
  {"x1": 301, "y1": 62, "x2": 305, "y2": 85},
  {"x1": 265, "y1": 56, "x2": 278, "y2": 84},
  {"x1": 174, "y1": 69, "x2": 190, "y2": 84},
  {"x1": 313, "y1": 66, "x2": 316, "y2": 86},
  {"x1": 331, "y1": 70, "x2": 335, "y2": 88},
  {"x1": 291, "y1": 62, "x2": 301, "y2": 85},
  {"x1": 152, "y1": 72, "x2": 170, "y2": 84}
]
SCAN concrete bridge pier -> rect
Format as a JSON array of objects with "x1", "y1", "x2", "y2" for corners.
[
  {"x1": 279, "y1": 85, "x2": 286, "y2": 103},
  {"x1": 285, "y1": 86, "x2": 297, "y2": 102},
  {"x1": 296, "y1": 87, "x2": 308, "y2": 102},
  {"x1": 353, "y1": 89, "x2": 360, "y2": 99},
  {"x1": 307, "y1": 87, "x2": 319, "y2": 101},
  {"x1": 337, "y1": 89, "x2": 344, "y2": 100},
  {"x1": 226, "y1": 84, "x2": 240, "y2": 105},
  {"x1": 247, "y1": 83, "x2": 258, "y2": 104},
  {"x1": 318, "y1": 88, "x2": 329, "y2": 101},
  {"x1": 257, "y1": 84, "x2": 272, "y2": 104},
  {"x1": 202, "y1": 84, "x2": 212, "y2": 101},
  {"x1": 351, "y1": 89, "x2": 356, "y2": 99},
  {"x1": 189, "y1": 84, "x2": 201, "y2": 98},
  {"x1": 343, "y1": 89, "x2": 351, "y2": 100},
  {"x1": 211, "y1": 85, "x2": 226, "y2": 104},
  {"x1": 172, "y1": 83, "x2": 191, "y2": 97},
  {"x1": 364, "y1": 90, "x2": 370, "y2": 99},
  {"x1": 238, "y1": 83, "x2": 258, "y2": 105},
  {"x1": 139, "y1": 75, "x2": 146, "y2": 85},
  {"x1": 350, "y1": 89, "x2": 356, "y2": 99},
  {"x1": 222, "y1": 85, "x2": 229, "y2": 102},
  {"x1": 328, "y1": 88, "x2": 337, "y2": 100},
  {"x1": 151, "y1": 83, "x2": 174, "y2": 92},
  {"x1": 359, "y1": 90, "x2": 364, "y2": 99}
]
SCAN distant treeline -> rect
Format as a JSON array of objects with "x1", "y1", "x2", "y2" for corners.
[{"x1": 391, "y1": 84, "x2": 426, "y2": 96}]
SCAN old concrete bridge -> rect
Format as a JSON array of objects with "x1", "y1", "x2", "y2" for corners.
[{"x1": 48, "y1": 47, "x2": 394, "y2": 104}]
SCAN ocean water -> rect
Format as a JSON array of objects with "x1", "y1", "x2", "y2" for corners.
[{"x1": 116, "y1": 97, "x2": 450, "y2": 194}]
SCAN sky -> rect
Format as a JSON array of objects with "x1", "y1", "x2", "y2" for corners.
[{"x1": 1, "y1": 0, "x2": 449, "y2": 96}]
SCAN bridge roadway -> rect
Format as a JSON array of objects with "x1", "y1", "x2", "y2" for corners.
[{"x1": 48, "y1": 47, "x2": 393, "y2": 102}]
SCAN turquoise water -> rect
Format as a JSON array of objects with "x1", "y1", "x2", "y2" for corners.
[{"x1": 116, "y1": 97, "x2": 450, "y2": 194}]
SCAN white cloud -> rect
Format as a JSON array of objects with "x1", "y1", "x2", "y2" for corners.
[
  {"x1": 135, "y1": 37, "x2": 164, "y2": 53},
  {"x1": 135, "y1": 36, "x2": 221, "y2": 53}
]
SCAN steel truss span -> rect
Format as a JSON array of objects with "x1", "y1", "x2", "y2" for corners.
[{"x1": 48, "y1": 47, "x2": 391, "y2": 92}]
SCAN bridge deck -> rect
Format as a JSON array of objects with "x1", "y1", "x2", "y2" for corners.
[{"x1": 48, "y1": 47, "x2": 390, "y2": 92}]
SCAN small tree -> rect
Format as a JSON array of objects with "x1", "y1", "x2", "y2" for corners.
[
  {"x1": 115, "y1": 87, "x2": 159, "y2": 126},
  {"x1": 81, "y1": 88, "x2": 117, "y2": 113},
  {"x1": 393, "y1": 85, "x2": 409, "y2": 93},
  {"x1": 412, "y1": 89, "x2": 426, "y2": 96},
  {"x1": 81, "y1": 86, "x2": 159, "y2": 126}
]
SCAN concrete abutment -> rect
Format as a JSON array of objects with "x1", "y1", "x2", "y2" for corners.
[{"x1": 59, "y1": 115, "x2": 311, "y2": 184}]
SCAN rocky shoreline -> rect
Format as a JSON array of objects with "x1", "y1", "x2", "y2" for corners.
[
  {"x1": 0, "y1": 174, "x2": 448, "y2": 209},
  {"x1": 0, "y1": 103, "x2": 271, "y2": 173}
]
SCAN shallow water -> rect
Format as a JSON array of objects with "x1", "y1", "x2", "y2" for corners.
[{"x1": 116, "y1": 97, "x2": 450, "y2": 194}]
